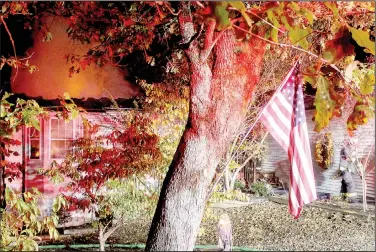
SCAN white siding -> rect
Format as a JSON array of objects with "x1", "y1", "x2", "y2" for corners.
[{"x1": 260, "y1": 110, "x2": 375, "y2": 199}]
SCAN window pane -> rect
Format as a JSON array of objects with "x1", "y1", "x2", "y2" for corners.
[
  {"x1": 51, "y1": 140, "x2": 66, "y2": 159},
  {"x1": 65, "y1": 140, "x2": 73, "y2": 152},
  {"x1": 65, "y1": 120, "x2": 73, "y2": 128},
  {"x1": 65, "y1": 129, "x2": 74, "y2": 139},
  {"x1": 51, "y1": 127, "x2": 59, "y2": 138},
  {"x1": 30, "y1": 128, "x2": 40, "y2": 138},
  {"x1": 30, "y1": 140, "x2": 40, "y2": 159},
  {"x1": 51, "y1": 119, "x2": 59, "y2": 129}
]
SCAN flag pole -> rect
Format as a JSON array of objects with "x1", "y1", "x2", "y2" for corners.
[{"x1": 207, "y1": 60, "x2": 300, "y2": 198}]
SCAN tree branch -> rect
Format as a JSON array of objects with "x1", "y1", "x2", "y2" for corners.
[
  {"x1": 104, "y1": 223, "x2": 121, "y2": 241},
  {"x1": 201, "y1": 26, "x2": 228, "y2": 62},
  {"x1": 202, "y1": 19, "x2": 216, "y2": 53},
  {"x1": 1, "y1": 16, "x2": 19, "y2": 81},
  {"x1": 232, "y1": 24, "x2": 361, "y2": 94},
  {"x1": 229, "y1": 132, "x2": 269, "y2": 189},
  {"x1": 178, "y1": 2, "x2": 195, "y2": 45},
  {"x1": 228, "y1": 7, "x2": 286, "y2": 34},
  {"x1": 163, "y1": 2, "x2": 181, "y2": 16}
]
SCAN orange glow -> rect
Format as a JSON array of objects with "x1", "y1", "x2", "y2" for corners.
[{"x1": 11, "y1": 17, "x2": 140, "y2": 99}]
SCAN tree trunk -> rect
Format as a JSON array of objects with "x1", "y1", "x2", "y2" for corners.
[
  {"x1": 99, "y1": 225, "x2": 106, "y2": 252},
  {"x1": 224, "y1": 167, "x2": 230, "y2": 191},
  {"x1": 362, "y1": 173, "x2": 367, "y2": 211},
  {"x1": 145, "y1": 4, "x2": 266, "y2": 250}
]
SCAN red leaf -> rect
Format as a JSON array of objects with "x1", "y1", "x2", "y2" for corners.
[
  {"x1": 323, "y1": 27, "x2": 355, "y2": 63},
  {"x1": 123, "y1": 18, "x2": 135, "y2": 27}
]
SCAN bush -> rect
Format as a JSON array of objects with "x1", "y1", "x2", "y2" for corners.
[
  {"x1": 233, "y1": 180, "x2": 246, "y2": 191},
  {"x1": 250, "y1": 180, "x2": 274, "y2": 197}
]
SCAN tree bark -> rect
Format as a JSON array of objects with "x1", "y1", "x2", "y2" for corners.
[
  {"x1": 145, "y1": 3, "x2": 266, "y2": 251},
  {"x1": 99, "y1": 224, "x2": 106, "y2": 251}
]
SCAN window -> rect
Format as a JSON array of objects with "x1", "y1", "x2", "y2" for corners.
[
  {"x1": 50, "y1": 118, "x2": 74, "y2": 159},
  {"x1": 29, "y1": 127, "x2": 41, "y2": 159}
]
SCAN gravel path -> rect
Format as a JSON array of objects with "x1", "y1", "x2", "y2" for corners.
[{"x1": 114, "y1": 201, "x2": 375, "y2": 251}]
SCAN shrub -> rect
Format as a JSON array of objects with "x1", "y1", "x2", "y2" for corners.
[
  {"x1": 250, "y1": 180, "x2": 274, "y2": 197},
  {"x1": 233, "y1": 180, "x2": 246, "y2": 191}
]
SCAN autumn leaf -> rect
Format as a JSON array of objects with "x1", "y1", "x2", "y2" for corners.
[
  {"x1": 313, "y1": 76, "x2": 336, "y2": 132},
  {"x1": 214, "y1": 2, "x2": 231, "y2": 31},
  {"x1": 303, "y1": 66, "x2": 318, "y2": 87},
  {"x1": 347, "y1": 101, "x2": 375, "y2": 133},
  {"x1": 328, "y1": 84, "x2": 347, "y2": 117},
  {"x1": 323, "y1": 26, "x2": 355, "y2": 63},
  {"x1": 349, "y1": 27, "x2": 375, "y2": 55},
  {"x1": 359, "y1": 72, "x2": 375, "y2": 95}
]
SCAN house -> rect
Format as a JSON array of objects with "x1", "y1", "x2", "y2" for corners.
[
  {"x1": 255, "y1": 108, "x2": 375, "y2": 201},
  {"x1": 5, "y1": 96, "x2": 137, "y2": 222},
  {"x1": 3, "y1": 16, "x2": 142, "y2": 222}
]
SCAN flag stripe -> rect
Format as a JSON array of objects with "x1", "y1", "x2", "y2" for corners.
[
  {"x1": 292, "y1": 127, "x2": 316, "y2": 200},
  {"x1": 260, "y1": 63, "x2": 317, "y2": 219},
  {"x1": 289, "y1": 145, "x2": 310, "y2": 204},
  {"x1": 291, "y1": 143, "x2": 313, "y2": 204},
  {"x1": 264, "y1": 105, "x2": 291, "y2": 135},
  {"x1": 260, "y1": 111, "x2": 289, "y2": 151},
  {"x1": 270, "y1": 103, "x2": 291, "y2": 129},
  {"x1": 276, "y1": 93, "x2": 293, "y2": 115}
]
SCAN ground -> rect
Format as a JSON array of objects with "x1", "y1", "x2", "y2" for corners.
[{"x1": 40, "y1": 200, "x2": 375, "y2": 251}]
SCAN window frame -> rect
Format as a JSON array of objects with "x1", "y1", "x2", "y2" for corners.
[
  {"x1": 28, "y1": 127, "x2": 41, "y2": 160},
  {"x1": 49, "y1": 117, "x2": 77, "y2": 160}
]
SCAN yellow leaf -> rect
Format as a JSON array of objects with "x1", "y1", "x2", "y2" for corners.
[{"x1": 349, "y1": 27, "x2": 375, "y2": 55}]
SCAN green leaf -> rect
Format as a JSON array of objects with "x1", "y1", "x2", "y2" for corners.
[
  {"x1": 324, "y1": 2, "x2": 339, "y2": 17},
  {"x1": 349, "y1": 27, "x2": 375, "y2": 55},
  {"x1": 359, "y1": 72, "x2": 375, "y2": 95},
  {"x1": 228, "y1": 2, "x2": 253, "y2": 27},
  {"x1": 52, "y1": 199, "x2": 60, "y2": 213},
  {"x1": 20, "y1": 229, "x2": 35, "y2": 237},
  {"x1": 1, "y1": 91, "x2": 12, "y2": 101},
  {"x1": 301, "y1": 8, "x2": 315, "y2": 25},
  {"x1": 36, "y1": 221, "x2": 42, "y2": 233},
  {"x1": 266, "y1": 10, "x2": 280, "y2": 43},
  {"x1": 289, "y1": 27, "x2": 312, "y2": 50},
  {"x1": 281, "y1": 16, "x2": 312, "y2": 50},
  {"x1": 63, "y1": 92, "x2": 71, "y2": 100},
  {"x1": 288, "y1": 2, "x2": 300, "y2": 11},
  {"x1": 313, "y1": 76, "x2": 336, "y2": 132},
  {"x1": 214, "y1": 3, "x2": 231, "y2": 31}
]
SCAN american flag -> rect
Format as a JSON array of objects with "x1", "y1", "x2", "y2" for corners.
[{"x1": 260, "y1": 63, "x2": 317, "y2": 218}]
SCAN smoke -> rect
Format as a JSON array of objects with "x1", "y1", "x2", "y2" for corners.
[{"x1": 11, "y1": 16, "x2": 140, "y2": 99}]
